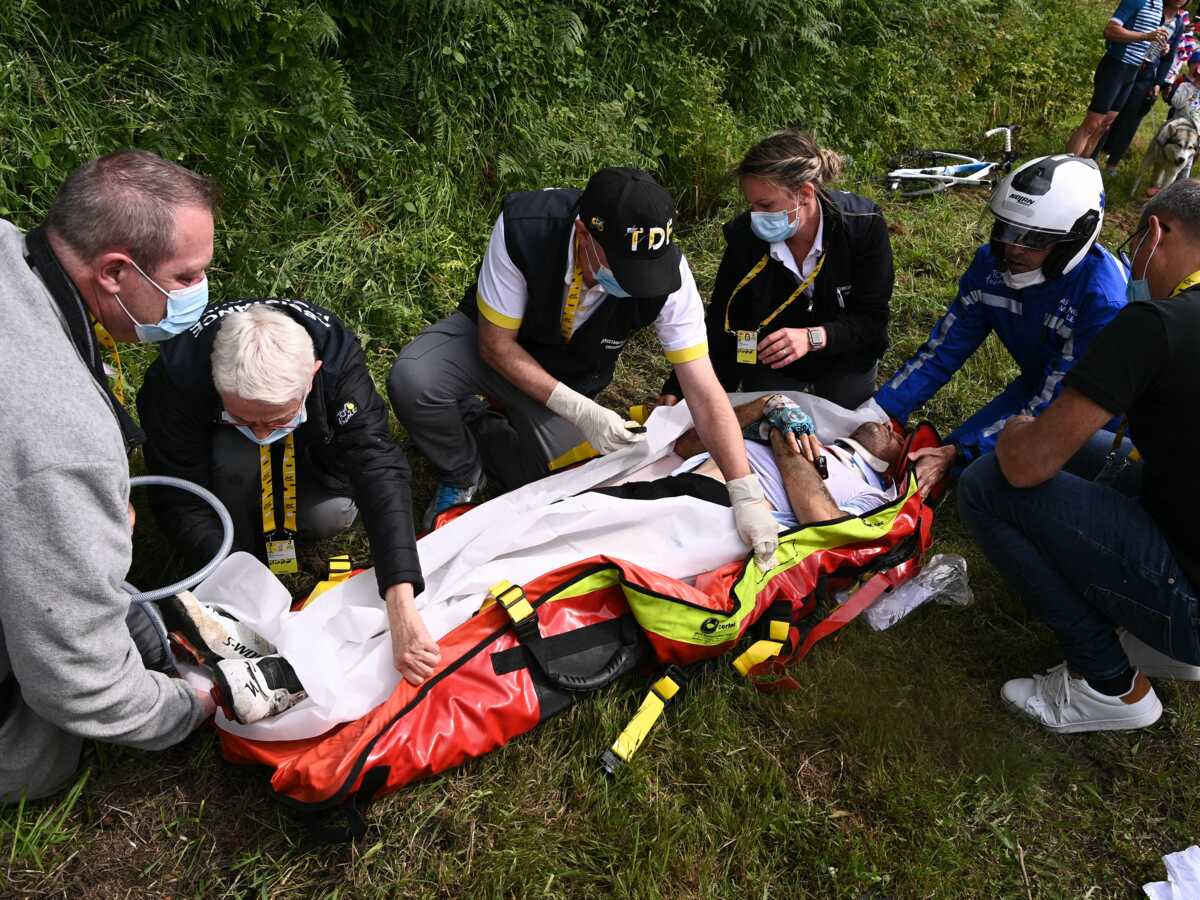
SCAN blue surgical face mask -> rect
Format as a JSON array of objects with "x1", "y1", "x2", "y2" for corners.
[
  {"x1": 594, "y1": 265, "x2": 631, "y2": 298},
  {"x1": 114, "y1": 258, "x2": 209, "y2": 342},
  {"x1": 750, "y1": 199, "x2": 802, "y2": 243},
  {"x1": 582, "y1": 235, "x2": 632, "y2": 298},
  {"x1": 1126, "y1": 229, "x2": 1159, "y2": 303},
  {"x1": 221, "y1": 401, "x2": 307, "y2": 445}
]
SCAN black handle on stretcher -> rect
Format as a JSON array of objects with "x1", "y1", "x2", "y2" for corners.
[
  {"x1": 518, "y1": 616, "x2": 647, "y2": 693},
  {"x1": 541, "y1": 642, "x2": 642, "y2": 692}
]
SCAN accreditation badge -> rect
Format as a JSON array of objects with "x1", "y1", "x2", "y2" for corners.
[
  {"x1": 735, "y1": 330, "x2": 758, "y2": 365},
  {"x1": 266, "y1": 537, "x2": 299, "y2": 575}
]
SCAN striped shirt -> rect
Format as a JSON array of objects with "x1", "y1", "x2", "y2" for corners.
[
  {"x1": 1107, "y1": 0, "x2": 1164, "y2": 65},
  {"x1": 1165, "y1": 11, "x2": 1196, "y2": 84}
]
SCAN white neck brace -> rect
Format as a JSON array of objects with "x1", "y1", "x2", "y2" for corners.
[{"x1": 836, "y1": 437, "x2": 891, "y2": 473}]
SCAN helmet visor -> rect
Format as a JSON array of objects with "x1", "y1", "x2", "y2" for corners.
[{"x1": 989, "y1": 218, "x2": 1067, "y2": 251}]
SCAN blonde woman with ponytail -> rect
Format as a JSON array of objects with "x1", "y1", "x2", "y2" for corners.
[{"x1": 660, "y1": 128, "x2": 893, "y2": 409}]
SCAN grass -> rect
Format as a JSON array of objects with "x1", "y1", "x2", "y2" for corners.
[{"x1": 5, "y1": 27, "x2": 1199, "y2": 900}]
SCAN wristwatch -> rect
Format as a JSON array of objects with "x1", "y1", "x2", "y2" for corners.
[{"x1": 807, "y1": 327, "x2": 826, "y2": 350}]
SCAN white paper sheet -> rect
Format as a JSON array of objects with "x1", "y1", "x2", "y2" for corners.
[{"x1": 212, "y1": 392, "x2": 875, "y2": 741}]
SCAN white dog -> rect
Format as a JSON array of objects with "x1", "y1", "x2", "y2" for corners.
[{"x1": 1132, "y1": 116, "x2": 1199, "y2": 198}]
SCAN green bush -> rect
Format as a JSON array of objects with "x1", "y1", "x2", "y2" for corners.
[{"x1": 0, "y1": 0, "x2": 1105, "y2": 371}]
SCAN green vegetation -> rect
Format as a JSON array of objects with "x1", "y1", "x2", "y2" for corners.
[{"x1": 3, "y1": 0, "x2": 1196, "y2": 897}]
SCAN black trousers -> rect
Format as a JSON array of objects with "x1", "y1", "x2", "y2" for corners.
[
  {"x1": 209, "y1": 428, "x2": 358, "y2": 561},
  {"x1": 1101, "y1": 65, "x2": 1158, "y2": 166}
]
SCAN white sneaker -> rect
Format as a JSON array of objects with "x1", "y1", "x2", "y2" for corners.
[
  {"x1": 1119, "y1": 630, "x2": 1200, "y2": 681},
  {"x1": 1001, "y1": 663, "x2": 1162, "y2": 734},
  {"x1": 213, "y1": 655, "x2": 307, "y2": 725}
]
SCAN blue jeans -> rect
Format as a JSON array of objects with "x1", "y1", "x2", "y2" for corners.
[{"x1": 957, "y1": 440, "x2": 1200, "y2": 680}]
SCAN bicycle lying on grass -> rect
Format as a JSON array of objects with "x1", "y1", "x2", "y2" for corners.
[{"x1": 881, "y1": 125, "x2": 1020, "y2": 198}]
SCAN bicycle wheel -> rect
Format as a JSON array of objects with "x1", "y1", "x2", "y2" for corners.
[
  {"x1": 885, "y1": 149, "x2": 979, "y2": 170},
  {"x1": 881, "y1": 151, "x2": 997, "y2": 198},
  {"x1": 879, "y1": 175, "x2": 956, "y2": 198}
]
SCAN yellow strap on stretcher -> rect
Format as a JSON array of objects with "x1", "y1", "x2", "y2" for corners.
[
  {"x1": 732, "y1": 618, "x2": 791, "y2": 677},
  {"x1": 297, "y1": 555, "x2": 356, "y2": 609},
  {"x1": 605, "y1": 671, "x2": 684, "y2": 769},
  {"x1": 487, "y1": 580, "x2": 535, "y2": 625}
]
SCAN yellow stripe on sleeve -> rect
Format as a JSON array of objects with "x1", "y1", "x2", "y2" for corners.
[
  {"x1": 476, "y1": 293, "x2": 523, "y2": 330},
  {"x1": 664, "y1": 341, "x2": 709, "y2": 365}
]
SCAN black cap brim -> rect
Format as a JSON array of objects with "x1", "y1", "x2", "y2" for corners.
[{"x1": 606, "y1": 242, "x2": 683, "y2": 297}]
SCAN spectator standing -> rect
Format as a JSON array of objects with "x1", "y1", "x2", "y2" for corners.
[
  {"x1": 1067, "y1": 0, "x2": 1169, "y2": 157},
  {"x1": 1098, "y1": 0, "x2": 1191, "y2": 175}
]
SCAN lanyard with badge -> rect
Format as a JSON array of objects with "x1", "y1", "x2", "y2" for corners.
[
  {"x1": 91, "y1": 320, "x2": 129, "y2": 404},
  {"x1": 560, "y1": 249, "x2": 585, "y2": 341},
  {"x1": 1096, "y1": 268, "x2": 1200, "y2": 484},
  {"x1": 261, "y1": 434, "x2": 299, "y2": 574},
  {"x1": 724, "y1": 252, "x2": 826, "y2": 364}
]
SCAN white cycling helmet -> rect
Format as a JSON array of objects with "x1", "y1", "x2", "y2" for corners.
[{"x1": 988, "y1": 154, "x2": 1105, "y2": 280}]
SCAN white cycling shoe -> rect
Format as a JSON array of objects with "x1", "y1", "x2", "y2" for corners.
[
  {"x1": 213, "y1": 655, "x2": 307, "y2": 725},
  {"x1": 1001, "y1": 663, "x2": 1162, "y2": 734}
]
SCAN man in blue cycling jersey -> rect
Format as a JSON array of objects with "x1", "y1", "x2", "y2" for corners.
[{"x1": 865, "y1": 155, "x2": 1128, "y2": 494}]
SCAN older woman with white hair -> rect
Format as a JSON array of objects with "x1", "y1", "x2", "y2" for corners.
[{"x1": 137, "y1": 299, "x2": 434, "y2": 686}]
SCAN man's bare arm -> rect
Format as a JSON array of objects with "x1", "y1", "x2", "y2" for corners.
[
  {"x1": 477, "y1": 318, "x2": 559, "y2": 404},
  {"x1": 769, "y1": 429, "x2": 843, "y2": 524},
  {"x1": 673, "y1": 394, "x2": 769, "y2": 459},
  {"x1": 995, "y1": 387, "x2": 1113, "y2": 488}
]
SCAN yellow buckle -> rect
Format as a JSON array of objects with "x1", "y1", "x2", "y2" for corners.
[
  {"x1": 732, "y1": 617, "x2": 791, "y2": 678},
  {"x1": 489, "y1": 580, "x2": 535, "y2": 625}
]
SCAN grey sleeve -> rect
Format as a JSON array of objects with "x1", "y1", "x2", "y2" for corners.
[{"x1": 0, "y1": 462, "x2": 204, "y2": 750}]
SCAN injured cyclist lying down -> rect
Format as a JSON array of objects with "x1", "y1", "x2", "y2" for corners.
[
  {"x1": 598, "y1": 393, "x2": 903, "y2": 526},
  {"x1": 176, "y1": 393, "x2": 908, "y2": 725},
  {"x1": 168, "y1": 391, "x2": 915, "y2": 741}
]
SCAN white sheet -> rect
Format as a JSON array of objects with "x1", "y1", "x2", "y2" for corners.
[{"x1": 211, "y1": 392, "x2": 877, "y2": 741}]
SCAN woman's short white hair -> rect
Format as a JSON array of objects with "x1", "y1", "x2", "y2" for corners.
[{"x1": 211, "y1": 306, "x2": 315, "y2": 405}]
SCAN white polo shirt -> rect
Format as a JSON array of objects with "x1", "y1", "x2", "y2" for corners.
[
  {"x1": 474, "y1": 212, "x2": 709, "y2": 365},
  {"x1": 768, "y1": 203, "x2": 824, "y2": 293}
]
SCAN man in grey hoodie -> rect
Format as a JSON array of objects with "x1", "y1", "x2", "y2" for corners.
[{"x1": 0, "y1": 150, "x2": 220, "y2": 802}]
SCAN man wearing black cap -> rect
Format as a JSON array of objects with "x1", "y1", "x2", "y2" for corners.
[{"x1": 390, "y1": 168, "x2": 780, "y2": 569}]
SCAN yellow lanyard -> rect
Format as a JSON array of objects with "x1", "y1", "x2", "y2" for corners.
[
  {"x1": 723, "y1": 252, "x2": 826, "y2": 335},
  {"x1": 1171, "y1": 269, "x2": 1200, "y2": 296},
  {"x1": 259, "y1": 434, "x2": 297, "y2": 536},
  {"x1": 91, "y1": 320, "x2": 127, "y2": 405},
  {"x1": 560, "y1": 247, "x2": 585, "y2": 341}
]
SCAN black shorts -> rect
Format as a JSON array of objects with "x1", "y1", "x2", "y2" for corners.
[{"x1": 1090, "y1": 53, "x2": 1142, "y2": 114}]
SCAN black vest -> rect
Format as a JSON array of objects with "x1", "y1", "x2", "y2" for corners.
[{"x1": 460, "y1": 189, "x2": 668, "y2": 397}]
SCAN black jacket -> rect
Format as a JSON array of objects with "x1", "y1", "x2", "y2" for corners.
[
  {"x1": 137, "y1": 298, "x2": 422, "y2": 596},
  {"x1": 663, "y1": 189, "x2": 893, "y2": 397}
]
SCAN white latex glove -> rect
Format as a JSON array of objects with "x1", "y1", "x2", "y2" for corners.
[
  {"x1": 546, "y1": 382, "x2": 644, "y2": 454},
  {"x1": 727, "y1": 474, "x2": 780, "y2": 572}
]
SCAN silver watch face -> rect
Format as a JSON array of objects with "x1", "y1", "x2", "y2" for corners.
[{"x1": 808, "y1": 328, "x2": 823, "y2": 348}]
